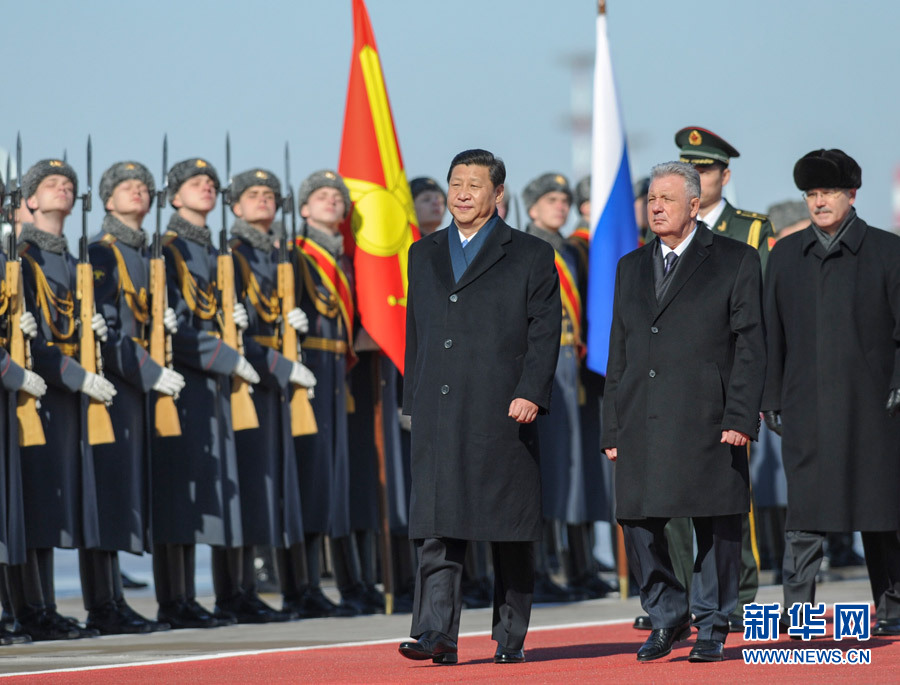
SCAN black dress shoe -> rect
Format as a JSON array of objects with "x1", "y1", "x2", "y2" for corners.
[
  {"x1": 398, "y1": 630, "x2": 457, "y2": 664},
  {"x1": 636, "y1": 621, "x2": 692, "y2": 661},
  {"x1": 337, "y1": 586, "x2": 376, "y2": 616},
  {"x1": 0, "y1": 620, "x2": 32, "y2": 645},
  {"x1": 728, "y1": 614, "x2": 744, "y2": 633},
  {"x1": 159, "y1": 600, "x2": 222, "y2": 629},
  {"x1": 873, "y1": 618, "x2": 900, "y2": 636},
  {"x1": 18, "y1": 610, "x2": 80, "y2": 641},
  {"x1": 87, "y1": 603, "x2": 153, "y2": 635},
  {"x1": 215, "y1": 594, "x2": 290, "y2": 624},
  {"x1": 120, "y1": 571, "x2": 149, "y2": 589},
  {"x1": 570, "y1": 573, "x2": 615, "y2": 599},
  {"x1": 116, "y1": 600, "x2": 170, "y2": 632},
  {"x1": 533, "y1": 576, "x2": 588, "y2": 604},
  {"x1": 633, "y1": 615, "x2": 652, "y2": 630},
  {"x1": 688, "y1": 639, "x2": 725, "y2": 662},
  {"x1": 51, "y1": 612, "x2": 100, "y2": 638},
  {"x1": 300, "y1": 586, "x2": 357, "y2": 618},
  {"x1": 494, "y1": 645, "x2": 525, "y2": 663}
]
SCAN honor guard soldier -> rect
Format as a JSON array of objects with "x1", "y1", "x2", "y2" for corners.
[
  {"x1": 410, "y1": 177, "x2": 446, "y2": 236},
  {"x1": 13, "y1": 159, "x2": 114, "y2": 640},
  {"x1": 153, "y1": 158, "x2": 259, "y2": 629},
  {"x1": 0, "y1": 177, "x2": 47, "y2": 644},
  {"x1": 671, "y1": 127, "x2": 772, "y2": 631},
  {"x1": 84, "y1": 161, "x2": 184, "y2": 634},
  {"x1": 287, "y1": 170, "x2": 361, "y2": 616},
  {"x1": 227, "y1": 168, "x2": 313, "y2": 622},
  {"x1": 522, "y1": 173, "x2": 600, "y2": 601}
]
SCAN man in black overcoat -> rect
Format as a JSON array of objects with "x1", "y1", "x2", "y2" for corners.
[
  {"x1": 602, "y1": 161, "x2": 765, "y2": 663},
  {"x1": 398, "y1": 149, "x2": 561, "y2": 665},
  {"x1": 762, "y1": 149, "x2": 900, "y2": 636}
]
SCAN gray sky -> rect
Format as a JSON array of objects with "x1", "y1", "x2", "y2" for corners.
[{"x1": 5, "y1": 0, "x2": 899, "y2": 241}]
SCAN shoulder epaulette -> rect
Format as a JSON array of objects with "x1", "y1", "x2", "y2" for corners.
[{"x1": 735, "y1": 209, "x2": 769, "y2": 221}]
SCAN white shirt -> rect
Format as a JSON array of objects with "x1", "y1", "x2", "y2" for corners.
[
  {"x1": 699, "y1": 198, "x2": 726, "y2": 231},
  {"x1": 660, "y1": 223, "x2": 698, "y2": 263}
]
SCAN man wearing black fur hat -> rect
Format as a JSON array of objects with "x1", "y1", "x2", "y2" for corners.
[
  {"x1": 226, "y1": 168, "x2": 313, "y2": 622},
  {"x1": 763, "y1": 149, "x2": 900, "y2": 636},
  {"x1": 84, "y1": 161, "x2": 184, "y2": 634},
  {"x1": 153, "y1": 158, "x2": 260, "y2": 629},
  {"x1": 13, "y1": 159, "x2": 115, "y2": 640}
]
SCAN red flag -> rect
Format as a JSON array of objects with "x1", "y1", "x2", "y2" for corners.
[{"x1": 339, "y1": 0, "x2": 419, "y2": 374}]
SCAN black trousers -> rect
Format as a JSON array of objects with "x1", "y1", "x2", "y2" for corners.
[
  {"x1": 623, "y1": 514, "x2": 741, "y2": 643},
  {"x1": 784, "y1": 530, "x2": 900, "y2": 621},
  {"x1": 79, "y1": 549, "x2": 126, "y2": 611},
  {"x1": 410, "y1": 537, "x2": 534, "y2": 649}
]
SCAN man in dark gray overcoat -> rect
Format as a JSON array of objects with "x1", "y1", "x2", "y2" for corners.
[
  {"x1": 762, "y1": 149, "x2": 900, "y2": 637},
  {"x1": 602, "y1": 161, "x2": 765, "y2": 663},
  {"x1": 398, "y1": 149, "x2": 561, "y2": 665}
]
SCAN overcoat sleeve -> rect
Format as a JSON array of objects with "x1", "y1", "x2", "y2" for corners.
[
  {"x1": 721, "y1": 246, "x2": 765, "y2": 438},
  {"x1": 0, "y1": 349, "x2": 26, "y2": 391},
  {"x1": 600, "y1": 261, "x2": 625, "y2": 449},
  {"x1": 401, "y1": 247, "x2": 418, "y2": 416},
  {"x1": 761, "y1": 242, "x2": 785, "y2": 411},
  {"x1": 511, "y1": 241, "x2": 561, "y2": 413},
  {"x1": 884, "y1": 244, "x2": 900, "y2": 390}
]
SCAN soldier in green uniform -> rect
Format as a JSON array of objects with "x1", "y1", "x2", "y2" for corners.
[{"x1": 674, "y1": 127, "x2": 770, "y2": 631}]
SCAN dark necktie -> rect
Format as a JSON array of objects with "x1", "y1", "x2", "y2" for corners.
[{"x1": 664, "y1": 251, "x2": 678, "y2": 275}]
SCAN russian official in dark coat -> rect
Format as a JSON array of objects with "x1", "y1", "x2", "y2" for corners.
[
  {"x1": 602, "y1": 162, "x2": 765, "y2": 662},
  {"x1": 762, "y1": 149, "x2": 900, "y2": 635},
  {"x1": 399, "y1": 150, "x2": 561, "y2": 665}
]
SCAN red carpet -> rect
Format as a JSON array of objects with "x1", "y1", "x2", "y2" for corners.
[{"x1": 7, "y1": 619, "x2": 898, "y2": 683}]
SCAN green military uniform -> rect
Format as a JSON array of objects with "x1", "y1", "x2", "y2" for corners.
[{"x1": 677, "y1": 126, "x2": 775, "y2": 273}]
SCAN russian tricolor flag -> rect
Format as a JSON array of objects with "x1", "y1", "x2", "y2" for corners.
[{"x1": 586, "y1": 10, "x2": 639, "y2": 375}]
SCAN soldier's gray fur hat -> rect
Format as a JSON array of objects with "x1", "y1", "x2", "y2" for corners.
[
  {"x1": 23, "y1": 159, "x2": 78, "y2": 199},
  {"x1": 297, "y1": 170, "x2": 351, "y2": 218},
  {"x1": 766, "y1": 200, "x2": 809, "y2": 233},
  {"x1": 574, "y1": 175, "x2": 591, "y2": 208},
  {"x1": 167, "y1": 158, "x2": 220, "y2": 207},
  {"x1": 99, "y1": 161, "x2": 156, "y2": 207},
  {"x1": 522, "y1": 172, "x2": 572, "y2": 211},
  {"x1": 230, "y1": 168, "x2": 282, "y2": 208},
  {"x1": 409, "y1": 176, "x2": 446, "y2": 202}
]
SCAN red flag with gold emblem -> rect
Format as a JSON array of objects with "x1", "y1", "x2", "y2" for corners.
[{"x1": 338, "y1": 0, "x2": 419, "y2": 374}]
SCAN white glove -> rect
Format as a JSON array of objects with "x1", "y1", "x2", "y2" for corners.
[
  {"x1": 233, "y1": 356, "x2": 260, "y2": 384},
  {"x1": 20, "y1": 370, "x2": 47, "y2": 398},
  {"x1": 233, "y1": 302, "x2": 249, "y2": 331},
  {"x1": 286, "y1": 308, "x2": 309, "y2": 334},
  {"x1": 164, "y1": 307, "x2": 178, "y2": 334},
  {"x1": 289, "y1": 361, "x2": 317, "y2": 388},
  {"x1": 80, "y1": 372, "x2": 117, "y2": 403},
  {"x1": 152, "y1": 367, "x2": 185, "y2": 397},
  {"x1": 91, "y1": 312, "x2": 108, "y2": 343},
  {"x1": 19, "y1": 311, "x2": 38, "y2": 339}
]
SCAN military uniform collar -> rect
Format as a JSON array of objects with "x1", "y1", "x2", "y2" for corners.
[
  {"x1": 302, "y1": 223, "x2": 344, "y2": 258},
  {"x1": 699, "y1": 198, "x2": 727, "y2": 230},
  {"x1": 525, "y1": 221, "x2": 565, "y2": 254},
  {"x1": 101, "y1": 213, "x2": 147, "y2": 249},
  {"x1": 19, "y1": 223, "x2": 68, "y2": 254},
  {"x1": 167, "y1": 213, "x2": 212, "y2": 248},
  {"x1": 231, "y1": 218, "x2": 274, "y2": 252}
]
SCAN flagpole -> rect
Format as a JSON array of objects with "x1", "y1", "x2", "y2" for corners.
[
  {"x1": 371, "y1": 353, "x2": 394, "y2": 614},
  {"x1": 596, "y1": 0, "x2": 629, "y2": 603}
]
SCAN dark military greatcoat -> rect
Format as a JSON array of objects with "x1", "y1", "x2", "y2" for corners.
[
  {"x1": 292, "y1": 225, "x2": 353, "y2": 538},
  {"x1": 762, "y1": 215, "x2": 900, "y2": 531},
  {"x1": 19, "y1": 225, "x2": 100, "y2": 550},
  {"x1": 403, "y1": 219, "x2": 561, "y2": 541},
  {"x1": 88, "y1": 216, "x2": 162, "y2": 553},
  {"x1": 0, "y1": 254, "x2": 27, "y2": 565},
  {"x1": 152, "y1": 215, "x2": 243, "y2": 548},
  {"x1": 230, "y1": 221, "x2": 303, "y2": 548}
]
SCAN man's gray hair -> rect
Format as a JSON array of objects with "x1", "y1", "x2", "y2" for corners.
[{"x1": 650, "y1": 161, "x2": 700, "y2": 200}]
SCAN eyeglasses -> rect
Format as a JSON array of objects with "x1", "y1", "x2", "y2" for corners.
[{"x1": 802, "y1": 189, "x2": 845, "y2": 201}]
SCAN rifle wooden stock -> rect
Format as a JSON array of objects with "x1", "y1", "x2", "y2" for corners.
[
  {"x1": 218, "y1": 254, "x2": 259, "y2": 431},
  {"x1": 7, "y1": 260, "x2": 46, "y2": 447},
  {"x1": 76, "y1": 261, "x2": 115, "y2": 445},
  {"x1": 149, "y1": 257, "x2": 181, "y2": 437},
  {"x1": 277, "y1": 260, "x2": 317, "y2": 437}
]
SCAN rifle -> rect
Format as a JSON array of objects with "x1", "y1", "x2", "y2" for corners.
[
  {"x1": 219, "y1": 133, "x2": 258, "y2": 431},
  {"x1": 279, "y1": 142, "x2": 316, "y2": 436},
  {"x1": 150, "y1": 135, "x2": 181, "y2": 436},
  {"x1": 6, "y1": 134, "x2": 45, "y2": 446},
  {"x1": 76, "y1": 136, "x2": 115, "y2": 445}
]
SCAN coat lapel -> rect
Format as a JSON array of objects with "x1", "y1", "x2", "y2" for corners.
[
  {"x1": 654, "y1": 224, "x2": 711, "y2": 319},
  {"x1": 428, "y1": 229, "x2": 454, "y2": 292},
  {"x1": 452, "y1": 220, "x2": 510, "y2": 292},
  {"x1": 639, "y1": 242, "x2": 658, "y2": 318}
]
